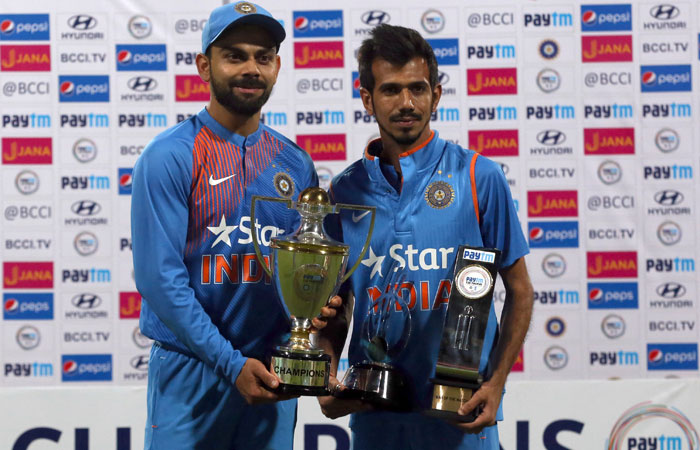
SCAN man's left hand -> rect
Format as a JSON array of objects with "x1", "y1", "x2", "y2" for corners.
[
  {"x1": 310, "y1": 295, "x2": 342, "y2": 332},
  {"x1": 452, "y1": 379, "x2": 503, "y2": 434}
]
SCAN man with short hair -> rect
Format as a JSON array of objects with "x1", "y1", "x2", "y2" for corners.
[
  {"x1": 318, "y1": 24, "x2": 533, "y2": 449},
  {"x1": 131, "y1": 2, "x2": 338, "y2": 449}
]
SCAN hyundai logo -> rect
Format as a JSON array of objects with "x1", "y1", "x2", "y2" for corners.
[
  {"x1": 127, "y1": 76, "x2": 157, "y2": 92},
  {"x1": 654, "y1": 190, "x2": 683, "y2": 206},
  {"x1": 650, "y1": 5, "x2": 680, "y2": 20},
  {"x1": 656, "y1": 282, "x2": 686, "y2": 299},
  {"x1": 361, "y1": 10, "x2": 391, "y2": 26},
  {"x1": 71, "y1": 293, "x2": 102, "y2": 309},
  {"x1": 130, "y1": 355, "x2": 149, "y2": 371},
  {"x1": 438, "y1": 71, "x2": 449, "y2": 85},
  {"x1": 68, "y1": 15, "x2": 97, "y2": 31},
  {"x1": 71, "y1": 200, "x2": 101, "y2": 216},
  {"x1": 537, "y1": 130, "x2": 566, "y2": 146}
]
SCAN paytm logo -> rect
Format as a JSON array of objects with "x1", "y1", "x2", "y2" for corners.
[
  {"x1": 0, "y1": 14, "x2": 50, "y2": 40},
  {"x1": 115, "y1": 44, "x2": 166, "y2": 71},
  {"x1": 587, "y1": 282, "x2": 638, "y2": 309},
  {"x1": 62, "y1": 354, "x2": 112, "y2": 381},
  {"x1": 647, "y1": 343, "x2": 698, "y2": 370},
  {"x1": 3, "y1": 292, "x2": 53, "y2": 319},
  {"x1": 427, "y1": 39, "x2": 459, "y2": 65},
  {"x1": 641, "y1": 65, "x2": 692, "y2": 92},
  {"x1": 528, "y1": 221, "x2": 579, "y2": 248},
  {"x1": 293, "y1": 10, "x2": 343, "y2": 38},
  {"x1": 58, "y1": 75, "x2": 109, "y2": 102},
  {"x1": 580, "y1": 4, "x2": 631, "y2": 31}
]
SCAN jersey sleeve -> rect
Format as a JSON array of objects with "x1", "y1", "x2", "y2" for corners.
[
  {"x1": 475, "y1": 157, "x2": 529, "y2": 269},
  {"x1": 131, "y1": 139, "x2": 247, "y2": 384}
]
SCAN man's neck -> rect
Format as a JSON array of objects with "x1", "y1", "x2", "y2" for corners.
[{"x1": 207, "y1": 101, "x2": 260, "y2": 137}]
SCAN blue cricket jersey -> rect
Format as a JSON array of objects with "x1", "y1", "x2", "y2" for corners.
[
  {"x1": 131, "y1": 107, "x2": 318, "y2": 385},
  {"x1": 329, "y1": 131, "x2": 528, "y2": 423}
]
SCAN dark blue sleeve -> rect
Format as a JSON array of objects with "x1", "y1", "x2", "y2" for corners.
[
  {"x1": 475, "y1": 157, "x2": 529, "y2": 269},
  {"x1": 131, "y1": 140, "x2": 247, "y2": 384}
]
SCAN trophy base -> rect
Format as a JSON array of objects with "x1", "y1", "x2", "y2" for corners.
[
  {"x1": 425, "y1": 378, "x2": 481, "y2": 423},
  {"x1": 270, "y1": 349, "x2": 331, "y2": 396},
  {"x1": 336, "y1": 362, "x2": 412, "y2": 411}
]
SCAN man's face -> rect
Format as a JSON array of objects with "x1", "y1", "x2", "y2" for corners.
[
  {"x1": 205, "y1": 24, "x2": 280, "y2": 116},
  {"x1": 361, "y1": 57, "x2": 441, "y2": 147}
]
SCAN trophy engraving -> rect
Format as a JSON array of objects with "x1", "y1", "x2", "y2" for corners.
[
  {"x1": 428, "y1": 245, "x2": 500, "y2": 422},
  {"x1": 251, "y1": 187, "x2": 375, "y2": 396}
]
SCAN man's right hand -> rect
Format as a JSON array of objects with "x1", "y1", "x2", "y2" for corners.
[
  {"x1": 235, "y1": 358, "x2": 297, "y2": 405},
  {"x1": 318, "y1": 375, "x2": 373, "y2": 419}
]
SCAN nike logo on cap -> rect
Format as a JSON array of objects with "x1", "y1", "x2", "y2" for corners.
[
  {"x1": 209, "y1": 174, "x2": 235, "y2": 186},
  {"x1": 352, "y1": 210, "x2": 371, "y2": 223}
]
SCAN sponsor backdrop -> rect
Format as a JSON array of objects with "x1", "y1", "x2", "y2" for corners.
[{"x1": 1, "y1": 0, "x2": 699, "y2": 447}]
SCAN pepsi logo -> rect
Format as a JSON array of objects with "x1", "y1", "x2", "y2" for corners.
[
  {"x1": 60, "y1": 81, "x2": 75, "y2": 96},
  {"x1": 589, "y1": 288, "x2": 603, "y2": 302},
  {"x1": 530, "y1": 227, "x2": 544, "y2": 242},
  {"x1": 582, "y1": 10, "x2": 597, "y2": 25},
  {"x1": 63, "y1": 360, "x2": 78, "y2": 375},
  {"x1": 4, "y1": 298, "x2": 19, "y2": 313},
  {"x1": 120, "y1": 172, "x2": 132, "y2": 188},
  {"x1": 648, "y1": 349, "x2": 663, "y2": 364},
  {"x1": 642, "y1": 71, "x2": 656, "y2": 85},
  {"x1": 353, "y1": 77, "x2": 361, "y2": 90},
  {"x1": 294, "y1": 16, "x2": 309, "y2": 31},
  {"x1": 1, "y1": 19, "x2": 15, "y2": 34},
  {"x1": 117, "y1": 50, "x2": 132, "y2": 64}
]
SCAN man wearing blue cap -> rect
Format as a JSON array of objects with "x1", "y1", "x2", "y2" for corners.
[{"x1": 131, "y1": 2, "x2": 337, "y2": 449}]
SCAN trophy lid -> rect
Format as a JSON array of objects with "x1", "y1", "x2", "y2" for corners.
[{"x1": 271, "y1": 187, "x2": 349, "y2": 256}]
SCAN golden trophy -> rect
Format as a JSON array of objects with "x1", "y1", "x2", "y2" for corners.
[{"x1": 251, "y1": 187, "x2": 375, "y2": 395}]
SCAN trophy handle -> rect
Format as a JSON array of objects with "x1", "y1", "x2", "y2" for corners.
[
  {"x1": 250, "y1": 195, "x2": 292, "y2": 278},
  {"x1": 335, "y1": 204, "x2": 376, "y2": 283}
]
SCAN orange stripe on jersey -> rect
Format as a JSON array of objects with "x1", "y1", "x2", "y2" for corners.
[{"x1": 470, "y1": 152, "x2": 480, "y2": 225}]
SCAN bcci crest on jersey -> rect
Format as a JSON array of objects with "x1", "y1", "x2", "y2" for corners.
[{"x1": 425, "y1": 181, "x2": 455, "y2": 209}]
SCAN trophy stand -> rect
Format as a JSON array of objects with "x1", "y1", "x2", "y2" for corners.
[
  {"x1": 336, "y1": 262, "x2": 412, "y2": 411},
  {"x1": 251, "y1": 187, "x2": 375, "y2": 396},
  {"x1": 426, "y1": 246, "x2": 501, "y2": 422}
]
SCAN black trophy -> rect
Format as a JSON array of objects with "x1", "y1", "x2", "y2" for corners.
[{"x1": 427, "y1": 245, "x2": 500, "y2": 422}]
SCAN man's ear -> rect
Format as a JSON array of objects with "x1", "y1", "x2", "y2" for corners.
[
  {"x1": 196, "y1": 52, "x2": 211, "y2": 83},
  {"x1": 360, "y1": 87, "x2": 374, "y2": 116}
]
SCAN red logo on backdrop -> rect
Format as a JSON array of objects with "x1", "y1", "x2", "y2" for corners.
[
  {"x1": 2, "y1": 137, "x2": 52, "y2": 164},
  {"x1": 0, "y1": 45, "x2": 51, "y2": 71},
  {"x1": 294, "y1": 42, "x2": 344, "y2": 69},
  {"x1": 296, "y1": 134, "x2": 346, "y2": 161},
  {"x1": 467, "y1": 68, "x2": 517, "y2": 95},
  {"x1": 469, "y1": 130, "x2": 519, "y2": 156},
  {"x1": 527, "y1": 191, "x2": 578, "y2": 217},
  {"x1": 120, "y1": 292, "x2": 141, "y2": 319},
  {"x1": 175, "y1": 75, "x2": 209, "y2": 102},
  {"x1": 3, "y1": 262, "x2": 53, "y2": 289},
  {"x1": 587, "y1": 251, "x2": 637, "y2": 278},
  {"x1": 584, "y1": 128, "x2": 635, "y2": 155},
  {"x1": 511, "y1": 348, "x2": 524, "y2": 372},
  {"x1": 581, "y1": 35, "x2": 632, "y2": 62}
]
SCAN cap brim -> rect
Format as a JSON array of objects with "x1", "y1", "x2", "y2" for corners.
[{"x1": 211, "y1": 14, "x2": 286, "y2": 50}]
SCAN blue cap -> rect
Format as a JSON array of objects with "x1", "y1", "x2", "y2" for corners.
[{"x1": 201, "y1": 1, "x2": 286, "y2": 53}]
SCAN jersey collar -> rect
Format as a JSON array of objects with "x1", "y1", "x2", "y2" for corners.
[
  {"x1": 197, "y1": 107, "x2": 265, "y2": 148},
  {"x1": 363, "y1": 130, "x2": 445, "y2": 189}
]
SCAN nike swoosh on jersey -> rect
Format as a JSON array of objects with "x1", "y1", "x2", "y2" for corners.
[
  {"x1": 352, "y1": 210, "x2": 371, "y2": 223},
  {"x1": 208, "y1": 174, "x2": 235, "y2": 186}
]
